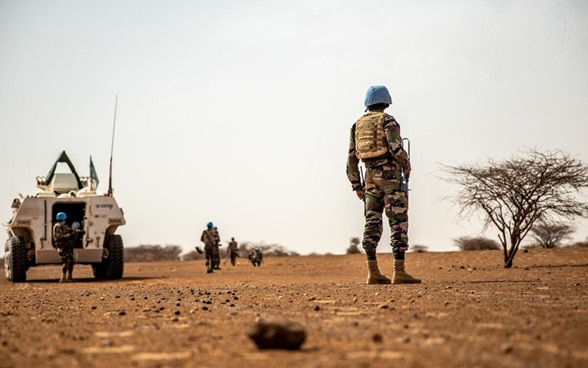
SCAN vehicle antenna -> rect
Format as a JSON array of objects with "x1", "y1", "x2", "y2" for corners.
[{"x1": 107, "y1": 94, "x2": 118, "y2": 196}]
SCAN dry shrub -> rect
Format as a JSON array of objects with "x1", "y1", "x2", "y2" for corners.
[
  {"x1": 346, "y1": 237, "x2": 362, "y2": 254},
  {"x1": 181, "y1": 242, "x2": 300, "y2": 261},
  {"x1": 410, "y1": 245, "x2": 428, "y2": 253},
  {"x1": 182, "y1": 249, "x2": 204, "y2": 261},
  {"x1": 125, "y1": 244, "x2": 183, "y2": 262},
  {"x1": 453, "y1": 236, "x2": 501, "y2": 251},
  {"x1": 570, "y1": 238, "x2": 588, "y2": 248},
  {"x1": 238, "y1": 242, "x2": 300, "y2": 257}
]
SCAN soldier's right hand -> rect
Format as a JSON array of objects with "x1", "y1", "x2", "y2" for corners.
[
  {"x1": 355, "y1": 189, "x2": 365, "y2": 201},
  {"x1": 403, "y1": 162, "x2": 411, "y2": 178}
]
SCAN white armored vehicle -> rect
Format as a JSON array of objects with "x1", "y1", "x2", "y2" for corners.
[{"x1": 4, "y1": 151, "x2": 126, "y2": 282}]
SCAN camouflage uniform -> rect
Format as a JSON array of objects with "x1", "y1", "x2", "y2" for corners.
[
  {"x1": 249, "y1": 248, "x2": 263, "y2": 267},
  {"x1": 211, "y1": 227, "x2": 221, "y2": 270},
  {"x1": 53, "y1": 221, "x2": 75, "y2": 282},
  {"x1": 227, "y1": 239, "x2": 238, "y2": 266},
  {"x1": 346, "y1": 110, "x2": 411, "y2": 261},
  {"x1": 200, "y1": 228, "x2": 216, "y2": 273}
]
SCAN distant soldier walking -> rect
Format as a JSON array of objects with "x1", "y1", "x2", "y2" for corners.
[
  {"x1": 347, "y1": 85, "x2": 421, "y2": 285},
  {"x1": 227, "y1": 237, "x2": 239, "y2": 266},
  {"x1": 52, "y1": 212, "x2": 78, "y2": 283},
  {"x1": 200, "y1": 222, "x2": 217, "y2": 273}
]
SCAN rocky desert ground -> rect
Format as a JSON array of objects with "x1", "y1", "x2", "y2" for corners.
[{"x1": 1, "y1": 248, "x2": 587, "y2": 368}]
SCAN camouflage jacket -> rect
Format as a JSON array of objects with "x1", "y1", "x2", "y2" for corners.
[{"x1": 52, "y1": 222, "x2": 72, "y2": 247}]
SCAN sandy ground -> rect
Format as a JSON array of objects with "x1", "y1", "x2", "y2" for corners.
[{"x1": 1, "y1": 248, "x2": 587, "y2": 368}]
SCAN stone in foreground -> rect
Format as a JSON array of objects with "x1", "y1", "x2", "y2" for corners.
[{"x1": 248, "y1": 317, "x2": 306, "y2": 350}]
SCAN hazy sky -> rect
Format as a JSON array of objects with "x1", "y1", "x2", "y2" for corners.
[{"x1": 1, "y1": 0, "x2": 587, "y2": 256}]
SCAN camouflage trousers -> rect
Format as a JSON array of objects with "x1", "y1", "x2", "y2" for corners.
[
  {"x1": 204, "y1": 244, "x2": 214, "y2": 271},
  {"x1": 211, "y1": 244, "x2": 220, "y2": 269},
  {"x1": 56, "y1": 242, "x2": 74, "y2": 275},
  {"x1": 362, "y1": 165, "x2": 409, "y2": 260}
]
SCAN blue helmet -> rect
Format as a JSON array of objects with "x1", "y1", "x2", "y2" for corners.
[
  {"x1": 207, "y1": 222, "x2": 214, "y2": 228},
  {"x1": 56, "y1": 212, "x2": 67, "y2": 221},
  {"x1": 364, "y1": 85, "x2": 392, "y2": 107}
]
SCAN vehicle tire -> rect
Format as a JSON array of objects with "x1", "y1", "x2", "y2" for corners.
[
  {"x1": 105, "y1": 234, "x2": 124, "y2": 280},
  {"x1": 5, "y1": 237, "x2": 27, "y2": 282},
  {"x1": 92, "y1": 235, "x2": 124, "y2": 280}
]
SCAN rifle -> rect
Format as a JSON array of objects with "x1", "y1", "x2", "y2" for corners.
[
  {"x1": 401, "y1": 138, "x2": 411, "y2": 200},
  {"x1": 359, "y1": 165, "x2": 366, "y2": 215},
  {"x1": 359, "y1": 165, "x2": 365, "y2": 193}
]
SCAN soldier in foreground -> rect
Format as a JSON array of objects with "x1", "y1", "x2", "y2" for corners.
[
  {"x1": 52, "y1": 212, "x2": 79, "y2": 283},
  {"x1": 200, "y1": 222, "x2": 217, "y2": 273},
  {"x1": 346, "y1": 85, "x2": 421, "y2": 285},
  {"x1": 249, "y1": 247, "x2": 263, "y2": 267},
  {"x1": 227, "y1": 237, "x2": 239, "y2": 266}
]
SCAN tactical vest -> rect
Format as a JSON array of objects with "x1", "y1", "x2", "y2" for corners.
[
  {"x1": 201, "y1": 229, "x2": 215, "y2": 246},
  {"x1": 53, "y1": 223, "x2": 71, "y2": 246},
  {"x1": 354, "y1": 112, "x2": 388, "y2": 159}
]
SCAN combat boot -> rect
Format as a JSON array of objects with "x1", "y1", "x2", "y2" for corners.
[
  {"x1": 59, "y1": 273, "x2": 70, "y2": 283},
  {"x1": 392, "y1": 260, "x2": 421, "y2": 284},
  {"x1": 366, "y1": 260, "x2": 391, "y2": 285},
  {"x1": 67, "y1": 263, "x2": 74, "y2": 282}
]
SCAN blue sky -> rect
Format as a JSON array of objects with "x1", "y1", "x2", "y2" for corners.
[{"x1": 1, "y1": 0, "x2": 587, "y2": 255}]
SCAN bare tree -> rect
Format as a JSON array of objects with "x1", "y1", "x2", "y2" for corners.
[
  {"x1": 530, "y1": 221, "x2": 575, "y2": 248},
  {"x1": 441, "y1": 149, "x2": 588, "y2": 268}
]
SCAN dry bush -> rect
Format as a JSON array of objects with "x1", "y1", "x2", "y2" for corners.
[
  {"x1": 453, "y1": 236, "x2": 501, "y2": 251},
  {"x1": 346, "y1": 237, "x2": 362, "y2": 254},
  {"x1": 182, "y1": 249, "x2": 204, "y2": 261},
  {"x1": 570, "y1": 238, "x2": 588, "y2": 248},
  {"x1": 125, "y1": 244, "x2": 183, "y2": 262},
  {"x1": 181, "y1": 242, "x2": 300, "y2": 261},
  {"x1": 238, "y1": 242, "x2": 299, "y2": 257},
  {"x1": 410, "y1": 244, "x2": 428, "y2": 253}
]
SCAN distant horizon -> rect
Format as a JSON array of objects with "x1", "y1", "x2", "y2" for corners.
[{"x1": 2, "y1": 0, "x2": 587, "y2": 256}]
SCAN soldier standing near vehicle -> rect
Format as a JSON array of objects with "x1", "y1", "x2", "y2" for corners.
[
  {"x1": 212, "y1": 226, "x2": 221, "y2": 270},
  {"x1": 52, "y1": 212, "x2": 75, "y2": 283},
  {"x1": 200, "y1": 222, "x2": 217, "y2": 273},
  {"x1": 227, "y1": 237, "x2": 239, "y2": 266},
  {"x1": 346, "y1": 85, "x2": 421, "y2": 285}
]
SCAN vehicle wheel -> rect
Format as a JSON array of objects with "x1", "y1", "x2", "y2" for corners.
[
  {"x1": 5, "y1": 237, "x2": 27, "y2": 282},
  {"x1": 104, "y1": 234, "x2": 124, "y2": 280}
]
